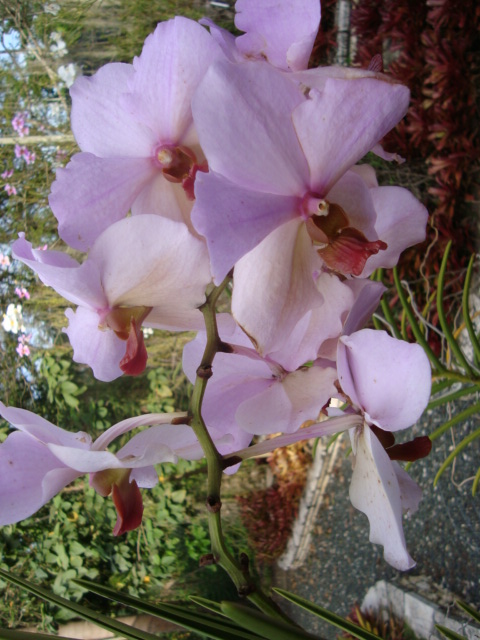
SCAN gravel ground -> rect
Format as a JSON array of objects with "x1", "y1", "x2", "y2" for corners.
[{"x1": 273, "y1": 398, "x2": 480, "y2": 639}]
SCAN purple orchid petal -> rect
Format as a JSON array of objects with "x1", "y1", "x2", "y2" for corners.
[
  {"x1": 0, "y1": 402, "x2": 91, "y2": 448},
  {"x1": 341, "y1": 279, "x2": 386, "y2": 338},
  {"x1": 192, "y1": 60, "x2": 308, "y2": 192},
  {"x1": 293, "y1": 78, "x2": 410, "y2": 194},
  {"x1": 337, "y1": 329, "x2": 431, "y2": 432},
  {"x1": 349, "y1": 425, "x2": 417, "y2": 570},
  {"x1": 232, "y1": 220, "x2": 324, "y2": 356},
  {"x1": 359, "y1": 186, "x2": 429, "y2": 277},
  {"x1": 193, "y1": 171, "x2": 300, "y2": 283},
  {"x1": 49, "y1": 153, "x2": 157, "y2": 251},
  {"x1": 128, "y1": 17, "x2": 222, "y2": 142},
  {"x1": 325, "y1": 170, "x2": 378, "y2": 240},
  {"x1": 0, "y1": 430, "x2": 79, "y2": 525},
  {"x1": 12, "y1": 234, "x2": 106, "y2": 309},
  {"x1": 130, "y1": 171, "x2": 194, "y2": 228},
  {"x1": 235, "y1": 363, "x2": 337, "y2": 435},
  {"x1": 70, "y1": 62, "x2": 154, "y2": 157},
  {"x1": 64, "y1": 307, "x2": 125, "y2": 382},
  {"x1": 234, "y1": 0, "x2": 320, "y2": 71},
  {"x1": 88, "y1": 215, "x2": 211, "y2": 311}
]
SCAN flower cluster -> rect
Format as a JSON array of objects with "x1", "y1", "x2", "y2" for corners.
[{"x1": 1, "y1": 0, "x2": 432, "y2": 570}]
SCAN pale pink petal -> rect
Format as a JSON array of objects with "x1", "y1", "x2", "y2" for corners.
[
  {"x1": 49, "y1": 153, "x2": 157, "y2": 251},
  {"x1": 128, "y1": 17, "x2": 222, "y2": 142},
  {"x1": 192, "y1": 171, "x2": 300, "y2": 283},
  {"x1": 88, "y1": 215, "x2": 211, "y2": 312},
  {"x1": 93, "y1": 412, "x2": 188, "y2": 450},
  {"x1": 269, "y1": 272, "x2": 355, "y2": 371},
  {"x1": 0, "y1": 402, "x2": 91, "y2": 448},
  {"x1": 0, "y1": 431, "x2": 79, "y2": 525},
  {"x1": 349, "y1": 425, "x2": 416, "y2": 570},
  {"x1": 341, "y1": 279, "x2": 386, "y2": 337},
  {"x1": 232, "y1": 220, "x2": 323, "y2": 357},
  {"x1": 192, "y1": 60, "x2": 308, "y2": 193},
  {"x1": 70, "y1": 62, "x2": 154, "y2": 157},
  {"x1": 293, "y1": 78, "x2": 410, "y2": 194},
  {"x1": 235, "y1": 363, "x2": 337, "y2": 435},
  {"x1": 130, "y1": 171, "x2": 193, "y2": 228},
  {"x1": 199, "y1": 18, "x2": 239, "y2": 62},
  {"x1": 393, "y1": 461, "x2": 422, "y2": 514},
  {"x1": 326, "y1": 170, "x2": 378, "y2": 240},
  {"x1": 360, "y1": 186, "x2": 429, "y2": 277},
  {"x1": 338, "y1": 329, "x2": 431, "y2": 431},
  {"x1": 235, "y1": 0, "x2": 320, "y2": 71},
  {"x1": 64, "y1": 307, "x2": 124, "y2": 382},
  {"x1": 12, "y1": 234, "x2": 106, "y2": 309}
]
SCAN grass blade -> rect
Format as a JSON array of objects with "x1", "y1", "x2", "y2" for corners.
[
  {"x1": 456, "y1": 600, "x2": 480, "y2": 624},
  {"x1": 435, "y1": 625, "x2": 466, "y2": 640},
  {"x1": 0, "y1": 631, "x2": 76, "y2": 640},
  {"x1": 434, "y1": 425, "x2": 480, "y2": 486},
  {"x1": 436, "y1": 241, "x2": 473, "y2": 376},
  {"x1": 462, "y1": 255, "x2": 480, "y2": 366}
]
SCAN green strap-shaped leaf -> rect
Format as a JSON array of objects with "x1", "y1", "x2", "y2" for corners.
[
  {"x1": 462, "y1": 255, "x2": 480, "y2": 366},
  {"x1": 0, "y1": 631, "x2": 75, "y2": 640},
  {"x1": 392, "y1": 267, "x2": 444, "y2": 372},
  {"x1": 190, "y1": 595, "x2": 225, "y2": 616},
  {"x1": 434, "y1": 425, "x2": 480, "y2": 486},
  {"x1": 0, "y1": 568, "x2": 161, "y2": 640},
  {"x1": 435, "y1": 624, "x2": 466, "y2": 640},
  {"x1": 437, "y1": 241, "x2": 473, "y2": 376},
  {"x1": 273, "y1": 589, "x2": 382, "y2": 640},
  {"x1": 456, "y1": 600, "x2": 480, "y2": 624},
  {"x1": 428, "y1": 401, "x2": 480, "y2": 442},
  {"x1": 220, "y1": 602, "x2": 320, "y2": 640},
  {"x1": 74, "y1": 579, "x2": 262, "y2": 640},
  {"x1": 472, "y1": 466, "x2": 480, "y2": 497},
  {"x1": 428, "y1": 384, "x2": 479, "y2": 410},
  {"x1": 373, "y1": 269, "x2": 403, "y2": 340}
]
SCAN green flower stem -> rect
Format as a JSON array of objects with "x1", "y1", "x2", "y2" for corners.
[{"x1": 188, "y1": 278, "x2": 288, "y2": 621}]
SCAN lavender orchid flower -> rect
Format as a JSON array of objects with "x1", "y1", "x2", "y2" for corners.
[
  {"x1": 336, "y1": 329, "x2": 432, "y2": 570},
  {"x1": 13, "y1": 215, "x2": 212, "y2": 381},
  {"x1": 0, "y1": 404, "x2": 211, "y2": 535},
  {"x1": 49, "y1": 18, "x2": 223, "y2": 251}
]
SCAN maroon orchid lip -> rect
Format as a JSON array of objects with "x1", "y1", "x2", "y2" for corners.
[{"x1": 371, "y1": 425, "x2": 432, "y2": 462}]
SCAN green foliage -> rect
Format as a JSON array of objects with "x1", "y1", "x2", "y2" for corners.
[{"x1": 0, "y1": 459, "x2": 212, "y2": 629}]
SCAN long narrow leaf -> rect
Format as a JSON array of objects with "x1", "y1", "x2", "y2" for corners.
[
  {"x1": 436, "y1": 241, "x2": 473, "y2": 376},
  {"x1": 220, "y1": 602, "x2": 319, "y2": 640},
  {"x1": 374, "y1": 270, "x2": 403, "y2": 340},
  {"x1": 435, "y1": 625, "x2": 466, "y2": 640},
  {"x1": 428, "y1": 401, "x2": 480, "y2": 442},
  {"x1": 190, "y1": 596, "x2": 225, "y2": 616},
  {"x1": 393, "y1": 267, "x2": 444, "y2": 372},
  {"x1": 74, "y1": 579, "x2": 261, "y2": 640},
  {"x1": 434, "y1": 425, "x2": 480, "y2": 486},
  {"x1": 462, "y1": 255, "x2": 480, "y2": 366},
  {"x1": 0, "y1": 568, "x2": 159, "y2": 640},
  {"x1": 456, "y1": 600, "x2": 480, "y2": 624},
  {"x1": 273, "y1": 589, "x2": 382, "y2": 640},
  {"x1": 0, "y1": 631, "x2": 76, "y2": 640},
  {"x1": 472, "y1": 466, "x2": 480, "y2": 497},
  {"x1": 428, "y1": 385, "x2": 479, "y2": 410}
]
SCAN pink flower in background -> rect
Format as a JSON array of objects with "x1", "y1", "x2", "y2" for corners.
[
  {"x1": 12, "y1": 112, "x2": 29, "y2": 137},
  {"x1": 14, "y1": 145, "x2": 35, "y2": 165},
  {"x1": 16, "y1": 334, "x2": 31, "y2": 357},
  {"x1": 15, "y1": 286, "x2": 30, "y2": 300},
  {"x1": 1, "y1": 169, "x2": 13, "y2": 180},
  {"x1": 4, "y1": 184, "x2": 17, "y2": 196},
  {"x1": 49, "y1": 17, "x2": 223, "y2": 252},
  {"x1": 0, "y1": 253, "x2": 11, "y2": 268}
]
